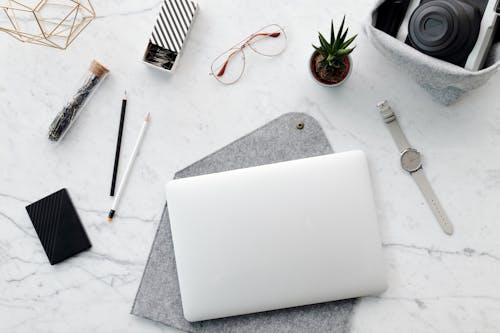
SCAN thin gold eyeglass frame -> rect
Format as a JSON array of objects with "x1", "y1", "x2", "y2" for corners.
[{"x1": 210, "y1": 24, "x2": 287, "y2": 85}]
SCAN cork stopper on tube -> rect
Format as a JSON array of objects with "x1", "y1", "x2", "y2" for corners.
[{"x1": 89, "y1": 60, "x2": 109, "y2": 78}]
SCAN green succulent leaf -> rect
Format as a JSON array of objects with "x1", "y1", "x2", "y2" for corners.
[
  {"x1": 336, "y1": 47, "x2": 355, "y2": 56},
  {"x1": 341, "y1": 34, "x2": 357, "y2": 49},
  {"x1": 339, "y1": 28, "x2": 349, "y2": 44},
  {"x1": 318, "y1": 33, "x2": 329, "y2": 50},
  {"x1": 330, "y1": 20, "x2": 335, "y2": 46},
  {"x1": 337, "y1": 15, "x2": 345, "y2": 41}
]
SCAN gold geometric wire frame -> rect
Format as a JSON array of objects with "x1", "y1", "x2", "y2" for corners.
[{"x1": 0, "y1": 0, "x2": 95, "y2": 49}]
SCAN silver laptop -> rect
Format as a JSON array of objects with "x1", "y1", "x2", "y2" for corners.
[{"x1": 166, "y1": 150, "x2": 387, "y2": 322}]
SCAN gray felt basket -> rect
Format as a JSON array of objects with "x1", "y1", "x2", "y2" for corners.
[{"x1": 365, "y1": 0, "x2": 500, "y2": 105}]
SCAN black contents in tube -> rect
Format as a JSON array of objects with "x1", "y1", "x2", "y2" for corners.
[{"x1": 48, "y1": 74, "x2": 101, "y2": 141}]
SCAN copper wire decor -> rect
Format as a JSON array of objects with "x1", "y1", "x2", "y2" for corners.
[{"x1": 0, "y1": 0, "x2": 95, "y2": 49}]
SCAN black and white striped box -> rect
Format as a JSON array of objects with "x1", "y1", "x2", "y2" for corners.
[{"x1": 143, "y1": 0, "x2": 199, "y2": 72}]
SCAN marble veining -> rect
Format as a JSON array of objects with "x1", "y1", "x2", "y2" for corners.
[{"x1": 1, "y1": 0, "x2": 500, "y2": 332}]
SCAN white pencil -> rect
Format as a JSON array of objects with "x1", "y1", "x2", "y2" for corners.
[{"x1": 108, "y1": 112, "x2": 151, "y2": 222}]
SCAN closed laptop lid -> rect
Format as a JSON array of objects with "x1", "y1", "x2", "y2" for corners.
[{"x1": 166, "y1": 150, "x2": 387, "y2": 322}]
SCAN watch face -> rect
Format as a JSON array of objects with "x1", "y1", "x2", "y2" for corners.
[{"x1": 400, "y1": 148, "x2": 422, "y2": 172}]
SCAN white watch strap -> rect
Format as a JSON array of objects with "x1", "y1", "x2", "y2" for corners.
[
  {"x1": 377, "y1": 100, "x2": 410, "y2": 152},
  {"x1": 377, "y1": 100, "x2": 454, "y2": 236},
  {"x1": 411, "y1": 169, "x2": 454, "y2": 235}
]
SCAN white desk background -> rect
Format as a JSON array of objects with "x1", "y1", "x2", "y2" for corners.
[{"x1": 1, "y1": 0, "x2": 499, "y2": 332}]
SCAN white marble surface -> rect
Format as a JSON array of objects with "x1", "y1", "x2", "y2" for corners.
[{"x1": 1, "y1": 0, "x2": 500, "y2": 332}]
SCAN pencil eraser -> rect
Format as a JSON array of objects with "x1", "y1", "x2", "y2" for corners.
[
  {"x1": 25, "y1": 188, "x2": 91, "y2": 265},
  {"x1": 143, "y1": 0, "x2": 199, "y2": 72}
]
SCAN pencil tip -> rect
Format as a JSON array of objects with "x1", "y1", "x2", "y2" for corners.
[
  {"x1": 145, "y1": 112, "x2": 151, "y2": 122},
  {"x1": 124, "y1": 90, "x2": 127, "y2": 100},
  {"x1": 108, "y1": 210, "x2": 115, "y2": 222}
]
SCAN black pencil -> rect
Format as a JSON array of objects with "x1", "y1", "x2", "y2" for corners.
[{"x1": 110, "y1": 91, "x2": 127, "y2": 196}]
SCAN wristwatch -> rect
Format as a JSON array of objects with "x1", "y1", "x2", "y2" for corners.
[{"x1": 377, "y1": 100, "x2": 454, "y2": 235}]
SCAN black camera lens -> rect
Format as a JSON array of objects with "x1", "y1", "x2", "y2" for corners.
[{"x1": 407, "y1": 0, "x2": 481, "y2": 66}]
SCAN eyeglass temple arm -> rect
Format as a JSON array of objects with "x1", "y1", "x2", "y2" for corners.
[
  {"x1": 216, "y1": 31, "x2": 281, "y2": 77},
  {"x1": 217, "y1": 48, "x2": 241, "y2": 77},
  {"x1": 245, "y1": 31, "x2": 281, "y2": 44}
]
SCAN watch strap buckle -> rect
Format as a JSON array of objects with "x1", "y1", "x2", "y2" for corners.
[{"x1": 377, "y1": 100, "x2": 396, "y2": 123}]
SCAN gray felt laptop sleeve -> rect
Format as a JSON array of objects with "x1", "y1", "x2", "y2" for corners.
[{"x1": 131, "y1": 112, "x2": 356, "y2": 333}]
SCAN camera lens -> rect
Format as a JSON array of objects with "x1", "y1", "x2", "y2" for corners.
[{"x1": 407, "y1": 0, "x2": 481, "y2": 66}]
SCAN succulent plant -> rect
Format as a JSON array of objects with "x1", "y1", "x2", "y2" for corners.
[{"x1": 313, "y1": 16, "x2": 357, "y2": 70}]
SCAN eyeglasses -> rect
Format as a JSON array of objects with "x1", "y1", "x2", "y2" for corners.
[{"x1": 210, "y1": 24, "x2": 287, "y2": 85}]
